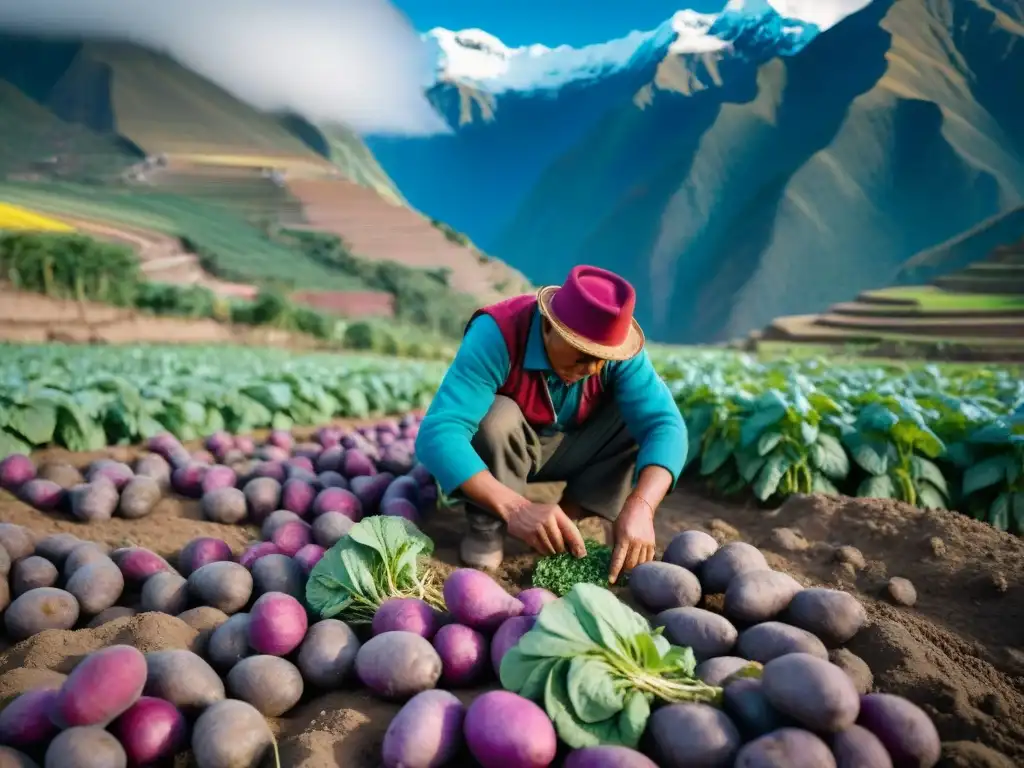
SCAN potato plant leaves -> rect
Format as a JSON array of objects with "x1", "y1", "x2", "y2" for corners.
[
  {"x1": 499, "y1": 584, "x2": 722, "y2": 750},
  {"x1": 305, "y1": 516, "x2": 444, "y2": 624}
]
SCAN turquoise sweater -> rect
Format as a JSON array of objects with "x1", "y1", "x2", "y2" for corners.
[{"x1": 415, "y1": 308, "x2": 687, "y2": 495}]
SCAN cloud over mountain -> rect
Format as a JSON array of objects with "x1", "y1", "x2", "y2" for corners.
[{"x1": 0, "y1": 0, "x2": 449, "y2": 135}]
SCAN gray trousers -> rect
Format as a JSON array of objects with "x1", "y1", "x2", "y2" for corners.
[{"x1": 463, "y1": 395, "x2": 639, "y2": 525}]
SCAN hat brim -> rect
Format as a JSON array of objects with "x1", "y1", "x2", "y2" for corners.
[{"x1": 536, "y1": 285, "x2": 645, "y2": 362}]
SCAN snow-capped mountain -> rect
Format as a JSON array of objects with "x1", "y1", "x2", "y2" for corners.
[
  {"x1": 420, "y1": 0, "x2": 868, "y2": 93},
  {"x1": 369, "y1": 0, "x2": 1024, "y2": 344}
]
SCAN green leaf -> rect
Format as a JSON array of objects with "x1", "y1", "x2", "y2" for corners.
[
  {"x1": 6, "y1": 400, "x2": 58, "y2": 446},
  {"x1": 962, "y1": 455, "x2": 1012, "y2": 497},
  {"x1": 800, "y1": 421, "x2": 819, "y2": 446},
  {"x1": 757, "y1": 431, "x2": 783, "y2": 456},
  {"x1": 811, "y1": 473, "x2": 840, "y2": 495},
  {"x1": 810, "y1": 433, "x2": 850, "y2": 480},
  {"x1": 989, "y1": 492, "x2": 1010, "y2": 532},
  {"x1": 752, "y1": 454, "x2": 788, "y2": 501},
  {"x1": 566, "y1": 657, "x2": 624, "y2": 724},
  {"x1": 735, "y1": 448, "x2": 767, "y2": 483},
  {"x1": 565, "y1": 584, "x2": 649, "y2": 658},
  {"x1": 1011, "y1": 492, "x2": 1024, "y2": 535},
  {"x1": 911, "y1": 456, "x2": 948, "y2": 496},
  {"x1": 858, "y1": 474, "x2": 897, "y2": 499},
  {"x1": 844, "y1": 432, "x2": 890, "y2": 475},
  {"x1": 526, "y1": 600, "x2": 597, "y2": 657},
  {"x1": 700, "y1": 437, "x2": 733, "y2": 476},
  {"x1": 740, "y1": 404, "x2": 786, "y2": 448},
  {"x1": 917, "y1": 483, "x2": 947, "y2": 510},
  {"x1": 0, "y1": 428, "x2": 31, "y2": 461},
  {"x1": 544, "y1": 660, "x2": 642, "y2": 749}
]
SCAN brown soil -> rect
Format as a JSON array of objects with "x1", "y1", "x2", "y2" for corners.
[
  {"x1": 2, "y1": 469, "x2": 1023, "y2": 766},
  {"x1": 0, "y1": 286, "x2": 327, "y2": 348}
]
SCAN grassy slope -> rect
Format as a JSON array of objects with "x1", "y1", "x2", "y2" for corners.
[
  {"x1": 0, "y1": 82, "x2": 133, "y2": 179},
  {"x1": 0, "y1": 181, "x2": 368, "y2": 291},
  {"x1": 496, "y1": 0, "x2": 1024, "y2": 344}
]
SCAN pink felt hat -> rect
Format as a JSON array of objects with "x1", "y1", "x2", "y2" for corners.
[{"x1": 536, "y1": 265, "x2": 645, "y2": 361}]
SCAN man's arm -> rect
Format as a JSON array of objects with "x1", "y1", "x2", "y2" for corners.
[
  {"x1": 414, "y1": 316, "x2": 586, "y2": 557},
  {"x1": 610, "y1": 348, "x2": 688, "y2": 510},
  {"x1": 414, "y1": 315, "x2": 509, "y2": 498}
]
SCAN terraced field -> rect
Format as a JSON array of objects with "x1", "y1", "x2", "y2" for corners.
[{"x1": 760, "y1": 238, "x2": 1024, "y2": 361}]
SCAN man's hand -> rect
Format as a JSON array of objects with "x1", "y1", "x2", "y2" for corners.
[
  {"x1": 506, "y1": 502, "x2": 587, "y2": 558},
  {"x1": 609, "y1": 493, "x2": 657, "y2": 584}
]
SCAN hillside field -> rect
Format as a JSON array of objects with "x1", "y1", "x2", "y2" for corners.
[{"x1": 0, "y1": 343, "x2": 1022, "y2": 766}]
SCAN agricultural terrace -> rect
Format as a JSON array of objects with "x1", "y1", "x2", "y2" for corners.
[{"x1": 1, "y1": 343, "x2": 1024, "y2": 766}]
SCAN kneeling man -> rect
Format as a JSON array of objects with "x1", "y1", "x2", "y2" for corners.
[{"x1": 415, "y1": 265, "x2": 687, "y2": 583}]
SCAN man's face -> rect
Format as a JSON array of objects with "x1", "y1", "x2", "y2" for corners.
[{"x1": 541, "y1": 319, "x2": 607, "y2": 384}]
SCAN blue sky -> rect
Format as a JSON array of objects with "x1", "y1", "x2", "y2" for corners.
[{"x1": 393, "y1": 0, "x2": 726, "y2": 47}]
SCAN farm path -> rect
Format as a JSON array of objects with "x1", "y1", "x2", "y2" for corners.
[{"x1": 1, "y1": 457, "x2": 1022, "y2": 766}]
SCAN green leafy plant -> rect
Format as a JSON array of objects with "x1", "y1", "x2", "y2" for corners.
[
  {"x1": 531, "y1": 538, "x2": 623, "y2": 596},
  {"x1": 500, "y1": 584, "x2": 743, "y2": 749},
  {"x1": 305, "y1": 516, "x2": 445, "y2": 624},
  {"x1": 688, "y1": 386, "x2": 851, "y2": 500},
  {"x1": 955, "y1": 413, "x2": 1024, "y2": 532},
  {"x1": 842, "y1": 398, "x2": 949, "y2": 508}
]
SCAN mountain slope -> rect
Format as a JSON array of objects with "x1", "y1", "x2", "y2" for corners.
[
  {"x1": 505, "y1": 0, "x2": 1024, "y2": 342},
  {"x1": 0, "y1": 32, "x2": 529, "y2": 307},
  {"x1": 370, "y1": 0, "x2": 1024, "y2": 343},
  {"x1": 0, "y1": 33, "x2": 400, "y2": 201},
  {"x1": 368, "y1": 3, "x2": 818, "y2": 248}
]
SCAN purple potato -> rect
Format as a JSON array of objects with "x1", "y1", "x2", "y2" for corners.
[
  {"x1": 491, "y1": 615, "x2": 536, "y2": 676},
  {"x1": 737, "y1": 622, "x2": 828, "y2": 663},
  {"x1": 312, "y1": 511, "x2": 355, "y2": 548},
  {"x1": 645, "y1": 702, "x2": 741, "y2": 768},
  {"x1": 311, "y1": 487, "x2": 363, "y2": 521},
  {"x1": 178, "y1": 537, "x2": 234, "y2": 575},
  {"x1": 200, "y1": 465, "x2": 237, "y2": 494},
  {"x1": 342, "y1": 450, "x2": 377, "y2": 479},
  {"x1": 856, "y1": 693, "x2": 940, "y2": 768},
  {"x1": 281, "y1": 478, "x2": 317, "y2": 517},
  {"x1": 0, "y1": 454, "x2": 36, "y2": 491},
  {"x1": 11, "y1": 556, "x2": 59, "y2": 596},
  {"x1": 243, "y1": 477, "x2": 281, "y2": 522},
  {"x1": 564, "y1": 747, "x2": 658, "y2": 768},
  {"x1": 832, "y1": 725, "x2": 893, "y2": 768},
  {"x1": 734, "y1": 728, "x2": 837, "y2": 767},
  {"x1": 238, "y1": 541, "x2": 281, "y2": 569},
  {"x1": 516, "y1": 588, "x2": 557, "y2": 616},
  {"x1": 381, "y1": 690, "x2": 466, "y2": 768},
  {"x1": 296, "y1": 619, "x2": 361, "y2": 688},
  {"x1": 432, "y1": 623, "x2": 489, "y2": 687},
  {"x1": 261, "y1": 510, "x2": 308, "y2": 541},
  {"x1": 349, "y1": 473, "x2": 393, "y2": 514},
  {"x1": 170, "y1": 463, "x2": 206, "y2": 498},
  {"x1": 18, "y1": 479, "x2": 65, "y2": 511},
  {"x1": 654, "y1": 607, "x2": 738, "y2": 660},
  {"x1": 86, "y1": 460, "x2": 134, "y2": 491}
]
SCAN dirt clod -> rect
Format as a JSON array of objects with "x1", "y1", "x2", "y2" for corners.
[
  {"x1": 769, "y1": 527, "x2": 809, "y2": 552},
  {"x1": 930, "y1": 536, "x2": 948, "y2": 558},
  {"x1": 835, "y1": 545, "x2": 867, "y2": 570},
  {"x1": 887, "y1": 576, "x2": 918, "y2": 606},
  {"x1": 828, "y1": 648, "x2": 874, "y2": 694}
]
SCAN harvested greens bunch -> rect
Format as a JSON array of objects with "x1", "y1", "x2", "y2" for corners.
[
  {"x1": 499, "y1": 583, "x2": 741, "y2": 749},
  {"x1": 305, "y1": 516, "x2": 445, "y2": 624},
  {"x1": 531, "y1": 538, "x2": 625, "y2": 596}
]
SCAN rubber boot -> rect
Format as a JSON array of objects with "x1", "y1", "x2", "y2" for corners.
[{"x1": 459, "y1": 510, "x2": 505, "y2": 570}]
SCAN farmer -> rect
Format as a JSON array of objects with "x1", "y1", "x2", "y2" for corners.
[{"x1": 415, "y1": 265, "x2": 686, "y2": 582}]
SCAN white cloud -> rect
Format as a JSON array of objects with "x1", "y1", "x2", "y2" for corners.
[{"x1": 0, "y1": 0, "x2": 449, "y2": 136}]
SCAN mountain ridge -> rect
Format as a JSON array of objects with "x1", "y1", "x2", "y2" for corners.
[{"x1": 368, "y1": 0, "x2": 1024, "y2": 343}]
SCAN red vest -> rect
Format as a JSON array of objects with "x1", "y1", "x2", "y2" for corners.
[{"x1": 467, "y1": 295, "x2": 607, "y2": 429}]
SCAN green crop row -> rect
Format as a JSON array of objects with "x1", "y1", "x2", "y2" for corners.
[
  {"x1": 0, "y1": 344, "x2": 445, "y2": 458},
  {"x1": 3, "y1": 343, "x2": 1023, "y2": 535},
  {"x1": 659, "y1": 352, "x2": 1024, "y2": 533}
]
